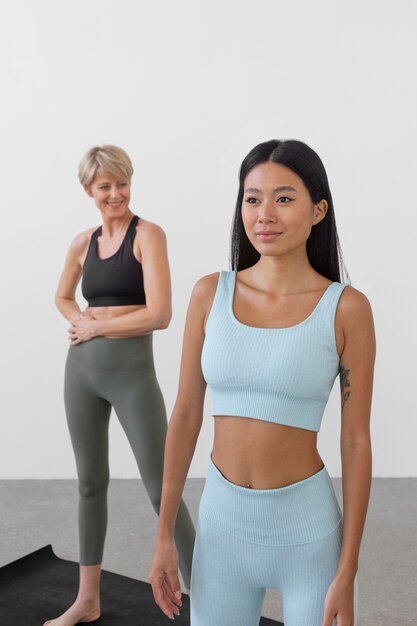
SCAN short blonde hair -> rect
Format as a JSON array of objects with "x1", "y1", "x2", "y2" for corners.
[{"x1": 78, "y1": 144, "x2": 134, "y2": 186}]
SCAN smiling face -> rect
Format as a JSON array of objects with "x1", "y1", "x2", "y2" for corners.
[
  {"x1": 83, "y1": 169, "x2": 131, "y2": 218},
  {"x1": 241, "y1": 161, "x2": 328, "y2": 257}
]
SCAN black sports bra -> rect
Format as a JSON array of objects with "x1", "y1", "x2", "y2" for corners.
[{"x1": 81, "y1": 214, "x2": 146, "y2": 307}]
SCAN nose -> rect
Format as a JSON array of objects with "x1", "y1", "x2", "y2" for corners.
[{"x1": 257, "y1": 199, "x2": 276, "y2": 222}]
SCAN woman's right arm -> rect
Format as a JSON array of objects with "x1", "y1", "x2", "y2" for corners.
[
  {"x1": 148, "y1": 272, "x2": 217, "y2": 618},
  {"x1": 55, "y1": 230, "x2": 93, "y2": 321}
]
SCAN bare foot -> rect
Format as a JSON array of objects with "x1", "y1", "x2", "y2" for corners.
[{"x1": 43, "y1": 599, "x2": 100, "y2": 626}]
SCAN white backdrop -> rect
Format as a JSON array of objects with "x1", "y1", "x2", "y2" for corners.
[{"x1": 1, "y1": 0, "x2": 415, "y2": 478}]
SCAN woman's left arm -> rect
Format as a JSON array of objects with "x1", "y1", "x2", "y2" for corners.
[
  {"x1": 71, "y1": 222, "x2": 172, "y2": 341},
  {"x1": 337, "y1": 287, "x2": 376, "y2": 580},
  {"x1": 323, "y1": 286, "x2": 376, "y2": 625}
]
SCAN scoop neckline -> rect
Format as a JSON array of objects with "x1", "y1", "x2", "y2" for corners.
[
  {"x1": 228, "y1": 270, "x2": 336, "y2": 331},
  {"x1": 95, "y1": 215, "x2": 138, "y2": 261}
]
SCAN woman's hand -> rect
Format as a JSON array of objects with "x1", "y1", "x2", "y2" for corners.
[
  {"x1": 68, "y1": 312, "x2": 98, "y2": 345},
  {"x1": 148, "y1": 538, "x2": 183, "y2": 620},
  {"x1": 322, "y1": 575, "x2": 356, "y2": 625}
]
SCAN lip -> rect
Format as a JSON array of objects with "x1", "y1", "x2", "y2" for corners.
[
  {"x1": 256, "y1": 231, "x2": 283, "y2": 240},
  {"x1": 256, "y1": 231, "x2": 283, "y2": 235}
]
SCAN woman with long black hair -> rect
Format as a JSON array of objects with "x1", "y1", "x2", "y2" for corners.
[{"x1": 149, "y1": 139, "x2": 375, "y2": 625}]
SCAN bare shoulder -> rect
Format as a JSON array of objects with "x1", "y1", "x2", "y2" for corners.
[
  {"x1": 65, "y1": 226, "x2": 97, "y2": 266},
  {"x1": 332, "y1": 284, "x2": 375, "y2": 361},
  {"x1": 190, "y1": 272, "x2": 221, "y2": 331},
  {"x1": 135, "y1": 217, "x2": 167, "y2": 243},
  {"x1": 70, "y1": 226, "x2": 96, "y2": 250},
  {"x1": 337, "y1": 284, "x2": 376, "y2": 353},
  {"x1": 338, "y1": 284, "x2": 373, "y2": 318},
  {"x1": 192, "y1": 271, "x2": 221, "y2": 298}
]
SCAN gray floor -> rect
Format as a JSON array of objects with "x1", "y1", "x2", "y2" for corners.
[{"x1": 1, "y1": 477, "x2": 416, "y2": 625}]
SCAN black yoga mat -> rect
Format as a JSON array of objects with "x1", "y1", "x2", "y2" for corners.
[{"x1": 0, "y1": 545, "x2": 283, "y2": 625}]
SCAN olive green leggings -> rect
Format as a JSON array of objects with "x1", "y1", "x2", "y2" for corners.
[{"x1": 64, "y1": 333, "x2": 195, "y2": 588}]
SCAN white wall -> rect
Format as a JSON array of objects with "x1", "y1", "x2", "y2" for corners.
[{"x1": 1, "y1": 0, "x2": 415, "y2": 478}]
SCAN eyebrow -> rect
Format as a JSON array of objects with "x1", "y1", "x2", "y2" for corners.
[
  {"x1": 244, "y1": 186, "x2": 297, "y2": 194},
  {"x1": 97, "y1": 180, "x2": 125, "y2": 185}
]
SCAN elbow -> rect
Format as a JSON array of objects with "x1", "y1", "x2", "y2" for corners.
[
  {"x1": 154, "y1": 308, "x2": 172, "y2": 329},
  {"x1": 158, "y1": 316, "x2": 171, "y2": 329},
  {"x1": 341, "y1": 432, "x2": 372, "y2": 451},
  {"x1": 54, "y1": 294, "x2": 63, "y2": 310}
]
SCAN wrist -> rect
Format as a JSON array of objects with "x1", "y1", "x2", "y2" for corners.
[
  {"x1": 92, "y1": 319, "x2": 104, "y2": 338},
  {"x1": 334, "y1": 567, "x2": 358, "y2": 584},
  {"x1": 157, "y1": 525, "x2": 175, "y2": 542}
]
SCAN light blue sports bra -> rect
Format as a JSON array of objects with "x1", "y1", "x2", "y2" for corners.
[{"x1": 201, "y1": 270, "x2": 348, "y2": 432}]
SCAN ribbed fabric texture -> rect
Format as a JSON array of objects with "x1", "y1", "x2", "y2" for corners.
[
  {"x1": 190, "y1": 454, "x2": 359, "y2": 626},
  {"x1": 201, "y1": 270, "x2": 348, "y2": 432},
  {"x1": 201, "y1": 454, "x2": 342, "y2": 546}
]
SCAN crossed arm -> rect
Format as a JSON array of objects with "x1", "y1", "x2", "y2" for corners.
[{"x1": 54, "y1": 221, "x2": 172, "y2": 341}]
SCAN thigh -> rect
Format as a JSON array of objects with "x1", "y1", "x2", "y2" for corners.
[
  {"x1": 280, "y1": 519, "x2": 343, "y2": 626},
  {"x1": 111, "y1": 373, "x2": 168, "y2": 486},
  {"x1": 190, "y1": 514, "x2": 266, "y2": 626},
  {"x1": 64, "y1": 355, "x2": 112, "y2": 479}
]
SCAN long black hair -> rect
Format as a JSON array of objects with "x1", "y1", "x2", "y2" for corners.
[{"x1": 230, "y1": 139, "x2": 350, "y2": 284}]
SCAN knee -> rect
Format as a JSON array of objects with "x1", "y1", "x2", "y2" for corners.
[{"x1": 78, "y1": 476, "x2": 109, "y2": 500}]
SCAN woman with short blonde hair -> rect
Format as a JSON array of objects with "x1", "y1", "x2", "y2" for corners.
[{"x1": 44, "y1": 144, "x2": 195, "y2": 625}]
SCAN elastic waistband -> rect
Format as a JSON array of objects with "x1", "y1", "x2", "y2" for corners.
[
  {"x1": 198, "y1": 453, "x2": 343, "y2": 546},
  {"x1": 67, "y1": 334, "x2": 155, "y2": 376},
  {"x1": 87, "y1": 296, "x2": 146, "y2": 307}
]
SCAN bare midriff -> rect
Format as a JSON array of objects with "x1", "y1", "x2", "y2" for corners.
[
  {"x1": 212, "y1": 415, "x2": 324, "y2": 490},
  {"x1": 84, "y1": 304, "x2": 151, "y2": 338}
]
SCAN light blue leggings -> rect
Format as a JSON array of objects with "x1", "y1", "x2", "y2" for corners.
[{"x1": 190, "y1": 454, "x2": 359, "y2": 626}]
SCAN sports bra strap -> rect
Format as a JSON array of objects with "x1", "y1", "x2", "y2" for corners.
[
  {"x1": 205, "y1": 271, "x2": 229, "y2": 330},
  {"x1": 201, "y1": 270, "x2": 348, "y2": 432}
]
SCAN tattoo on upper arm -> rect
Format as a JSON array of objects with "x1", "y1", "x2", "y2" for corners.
[{"x1": 339, "y1": 363, "x2": 351, "y2": 412}]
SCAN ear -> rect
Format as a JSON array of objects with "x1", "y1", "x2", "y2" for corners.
[
  {"x1": 83, "y1": 184, "x2": 93, "y2": 198},
  {"x1": 313, "y1": 199, "x2": 328, "y2": 225}
]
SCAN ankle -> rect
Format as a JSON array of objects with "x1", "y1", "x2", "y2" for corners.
[{"x1": 74, "y1": 594, "x2": 100, "y2": 607}]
